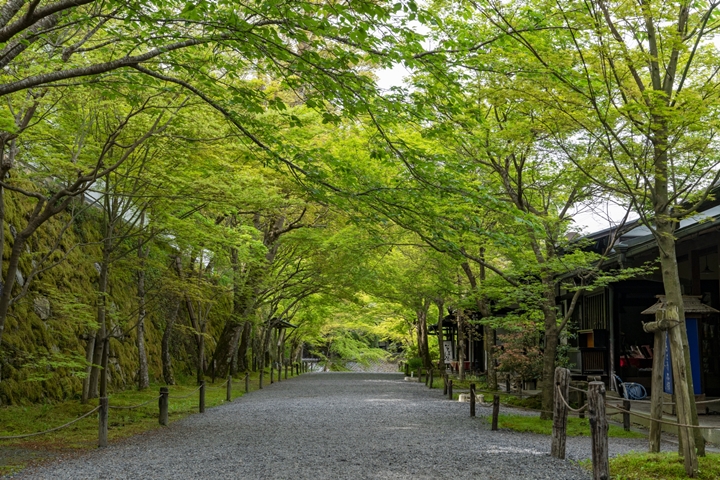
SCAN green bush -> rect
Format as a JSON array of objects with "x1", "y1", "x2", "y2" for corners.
[{"x1": 407, "y1": 357, "x2": 423, "y2": 370}]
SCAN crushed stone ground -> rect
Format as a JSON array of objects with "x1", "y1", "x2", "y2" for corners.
[{"x1": 10, "y1": 373, "x2": 672, "y2": 479}]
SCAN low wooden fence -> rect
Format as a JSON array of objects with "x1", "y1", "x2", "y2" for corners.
[
  {"x1": 417, "y1": 365, "x2": 720, "y2": 480},
  {"x1": 0, "y1": 362, "x2": 311, "y2": 448}
]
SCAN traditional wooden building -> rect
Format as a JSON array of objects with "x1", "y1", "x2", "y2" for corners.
[
  {"x1": 563, "y1": 199, "x2": 720, "y2": 397},
  {"x1": 429, "y1": 310, "x2": 485, "y2": 373}
]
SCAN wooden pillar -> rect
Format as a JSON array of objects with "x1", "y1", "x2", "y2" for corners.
[
  {"x1": 470, "y1": 383, "x2": 476, "y2": 417},
  {"x1": 448, "y1": 379, "x2": 453, "y2": 400},
  {"x1": 623, "y1": 400, "x2": 631, "y2": 432},
  {"x1": 245, "y1": 372, "x2": 250, "y2": 393},
  {"x1": 491, "y1": 395, "x2": 500, "y2": 431},
  {"x1": 551, "y1": 367, "x2": 570, "y2": 459},
  {"x1": 270, "y1": 364, "x2": 274, "y2": 384},
  {"x1": 443, "y1": 374, "x2": 448, "y2": 395},
  {"x1": 226, "y1": 375, "x2": 232, "y2": 402},
  {"x1": 199, "y1": 381, "x2": 205, "y2": 413},
  {"x1": 98, "y1": 396, "x2": 108, "y2": 448},
  {"x1": 588, "y1": 381, "x2": 609, "y2": 480},
  {"x1": 428, "y1": 369, "x2": 434, "y2": 389},
  {"x1": 159, "y1": 387, "x2": 169, "y2": 426},
  {"x1": 285, "y1": 364, "x2": 288, "y2": 380}
]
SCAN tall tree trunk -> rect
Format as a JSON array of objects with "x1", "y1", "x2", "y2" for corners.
[
  {"x1": 457, "y1": 309, "x2": 465, "y2": 381},
  {"x1": 81, "y1": 333, "x2": 95, "y2": 403},
  {"x1": 136, "y1": 236, "x2": 149, "y2": 390},
  {"x1": 539, "y1": 273, "x2": 560, "y2": 420},
  {"x1": 657, "y1": 219, "x2": 700, "y2": 464},
  {"x1": 86, "y1": 242, "x2": 110, "y2": 401},
  {"x1": 162, "y1": 299, "x2": 180, "y2": 385},
  {"x1": 184, "y1": 298, "x2": 204, "y2": 384},
  {"x1": 434, "y1": 299, "x2": 445, "y2": 370},
  {"x1": 416, "y1": 301, "x2": 432, "y2": 369},
  {"x1": 237, "y1": 321, "x2": 252, "y2": 372}
]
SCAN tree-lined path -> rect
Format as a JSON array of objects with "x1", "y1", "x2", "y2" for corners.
[{"x1": 14, "y1": 373, "x2": 664, "y2": 479}]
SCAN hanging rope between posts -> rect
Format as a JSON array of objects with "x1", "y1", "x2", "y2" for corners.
[
  {"x1": 556, "y1": 385, "x2": 589, "y2": 413},
  {"x1": 0, "y1": 406, "x2": 101, "y2": 440},
  {"x1": 171, "y1": 385, "x2": 203, "y2": 399},
  {"x1": 606, "y1": 403, "x2": 720, "y2": 430},
  {"x1": 209, "y1": 379, "x2": 229, "y2": 389},
  {"x1": 108, "y1": 395, "x2": 163, "y2": 410},
  {"x1": 568, "y1": 385, "x2": 588, "y2": 394}
]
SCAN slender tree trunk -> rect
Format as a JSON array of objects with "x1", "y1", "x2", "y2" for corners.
[
  {"x1": 237, "y1": 321, "x2": 252, "y2": 372},
  {"x1": 434, "y1": 299, "x2": 445, "y2": 370},
  {"x1": 416, "y1": 302, "x2": 432, "y2": 369},
  {"x1": 539, "y1": 274, "x2": 560, "y2": 420},
  {"x1": 162, "y1": 299, "x2": 180, "y2": 385},
  {"x1": 136, "y1": 246, "x2": 149, "y2": 390},
  {"x1": 656, "y1": 220, "x2": 699, "y2": 468},
  {"x1": 457, "y1": 309, "x2": 465, "y2": 381},
  {"x1": 81, "y1": 333, "x2": 95, "y2": 403},
  {"x1": 87, "y1": 244, "x2": 110, "y2": 400},
  {"x1": 484, "y1": 325, "x2": 497, "y2": 389}
]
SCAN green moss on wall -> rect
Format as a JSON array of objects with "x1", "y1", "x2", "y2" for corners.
[{"x1": 0, "y1": 192, "x2": 233, "y2": 405}]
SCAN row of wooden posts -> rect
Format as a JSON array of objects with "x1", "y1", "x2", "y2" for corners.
[
  {"x1": 414, "y1": 366, "x2": 611, "y2": 480},
  {"x1": 98, "y1": 362, "x2": 313, "y2": 447},
  {"x1": 413, "y1": 367, "x2": 502, "y2": 431},
  {"x1": 551, "y1": 367, "x2": 609, "y2": 480}
]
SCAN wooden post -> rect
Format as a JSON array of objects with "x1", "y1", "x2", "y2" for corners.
[
  {"x1": 226, "y1": 375, "x2": 232, "y2": 402},
  {"x1": 623, "y1": 400, "x2": 631, "y2": 432},
  {"x1": 285, "y1": 364, "x2": 288, "y2": 380},
  {"x1": 270, "y1": 364, "x2": 274, "y2": 384},
  {"x1": 429, "y1": 369, "x2": 434, "y2": 389},
  {"x1": 443, "y1": 374, "x2": 448, "y2": 395},
  {"x1": 405, "y1": 363, "x2": 409, "y2": 376},
  {"x1": 491, "y1": 395, "x2": 500, "y2": 431},
  {"x1": 199, "y1": 381, "x2": 205, "y2": 413},
  {"x1": 159, "y1": 387, "x2": 169, "y2": 426},
  {"x1": 551, "y1": 367, "x2": 570, "y2": 459},
  {"x1": 649, "y1": 329, "x2": 665, "y2": 453},
  {"x1": 425, "y1": 369, "x2": 430, "y2": 386},
  {"x1": 245, "y1": 372, "x2": 250, "y2": 393},
  {"x1": 98, "y1": 396, "x2": 108, "y2": 448},
  {"x1": 278, "y1": 363, "x2": 281, "y2": 382},
  {"x1": 448, "y1": 379, "x2": 453, "y2": 400},
  {"x1": 259, "y1": 369, "x2": 264, "y2": 389},
  {"x1": 588, "y1": 381, "x2": 609, "y2": 480},
  {"x1": 470, "y1": 383, "x2": 476, "y2": 417}
]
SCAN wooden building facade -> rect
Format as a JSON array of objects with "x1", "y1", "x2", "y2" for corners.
[{"x1": 564, "y1": 200, "x2": 720, "y2": 398}]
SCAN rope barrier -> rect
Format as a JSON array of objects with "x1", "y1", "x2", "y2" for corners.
[
  {"x1": 557, "y1": 385, "x2": 589, "y2": 413},
  {"x1": 109, "y1": 395, "x2": 162, "y2": 410},
  {"x1": 0, "y1": 406, "x2": 100, "y2": 440},
  {"x1": 170, "y1": 385, "x2": 203, "y2": 399},
  {"x1": 605, "y1": 402, "x2": 720, "y2": 430},
  {"x1": 568, "y1": 385, "x2": 588, "y2": 394}
]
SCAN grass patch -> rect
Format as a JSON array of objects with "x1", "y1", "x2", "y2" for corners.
[
  {"x1": 599, "y1": 452, "x2": 720, "y2": 479},
  {"x1": 494, "y1": 414, "x2": 645, "y2": 439},
  {"x1": 0, "y1": 368, "x2": 296, "y2": 475}
]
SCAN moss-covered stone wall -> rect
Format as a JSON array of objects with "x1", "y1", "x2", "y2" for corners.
[{"x1": 0, "y1": 193, "x2": 232, "y2": 405}]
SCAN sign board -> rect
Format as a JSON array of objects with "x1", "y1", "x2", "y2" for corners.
[
  {"x1": 443, "y1": 341, "x2": 453, "y2": 364},
  {"x1": 663, "y1": 332, "x2": 673, "y2": 394}
]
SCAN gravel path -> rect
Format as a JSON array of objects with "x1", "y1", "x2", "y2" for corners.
[{"x1": 13, "y1": 373, "x2": 671, "y2": 479}]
